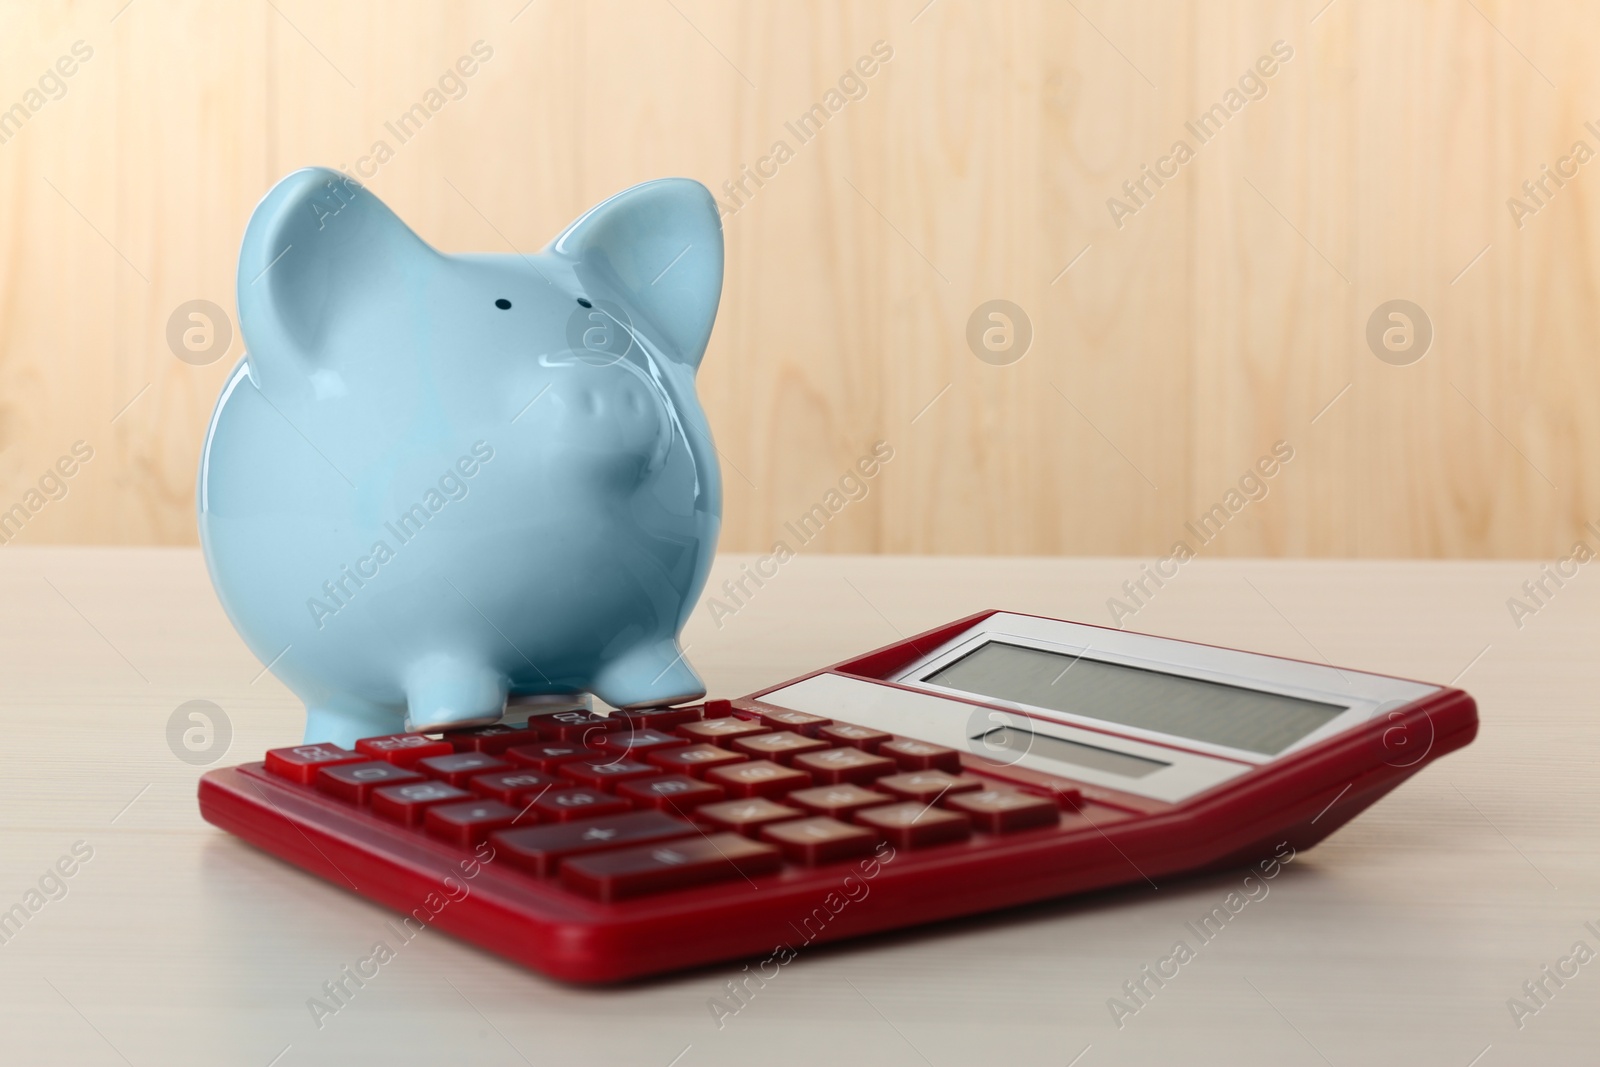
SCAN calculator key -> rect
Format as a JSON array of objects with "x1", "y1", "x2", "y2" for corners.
[
  {"x1": 530, "y1": 787, "x2": 633, "y2": 823},
  {"x1": 761, "y1": 817, "x2": 880, "y2": 865},
  {"x1": 443, "y1": 723, "x2": 542, "y2": 754},
  {"x1": 696, "y1": 797, "x2": 805, "y2": 836},
  {"x1": 787, "y1": 784, "x2": 894, "y2": 819},
  {"x1": 504, "y1": 742, "x2": 597, "y2": 773},
  {"x1": 700, "y1": 699, "x2": 735, "y2": 717},
  {"x1": 355, "y1": 734, "x2": 454, "y2": 766},
  {"x1": 791, "y1": 747, "x2": 897, "y2": 785},
  {"x1": 369, "y1": 781, "x2": 473, "y2": 827},
  {"x1": 416, "y1": 752, "x2": 510, "y2": 787},
  {"x1": 315, "y1": 761, "x2": 424, "y2": 803},
  {"x1": 732, "y1": 731, "x2": 830, "y2": 764},
  {"x1": 753, "y1": 708, "x2": 831, "y2": 736},
  {"x1": 705, "y1": 760, "x2": 811, "y2": 799},
  {"x1": 818, "y1": 722, "x2": 892, "y2": 752},
  {"x1": 492, "y1": 812, "x2": 699, "y2": 877},
  {"x1": 561, "y1": 833, "x2": 782, "y2": 902},
  {"x1": 677, "y1": 717, "x2": 771, "y2": 748},
  {"x1": 424, "y1": 799, "x2": 521, "y2": 847},
  {"x1": 854, "y1": 802, "x2": 971, "y2": 849},
  {"x1": 616, "y1": 775, "x2": 726, "y2": 816},
  {"x1": 529, "y1": 709, "x2": 625, "y2": 742},
  {"x1": 589, "y1": 729, "x2": 688, "y2": 758},
  {"x1": 614, "y1": 705, "x2": 704, "y2": 730},
  {"x1": 468, "y1": 770, "x2": 560, "y2": 804},
  {"x1": 945, "y1": 789, "x2": 1061, "y2": 833},
  {"x1": 558, "y1": 759, "x2": 662, "y2": 789},
  {"x1": 647, "y1": 743, "x2": 748, "y2": 777},
  {"x1": 879, "y1": 739, "x2": 962, "y2": 773},
  {"x1": 264, "y1": 744, "x2": 364, "y2": 784},
  {"x1": 876, "y1": 771, "x2": 984, "y2": 803}
]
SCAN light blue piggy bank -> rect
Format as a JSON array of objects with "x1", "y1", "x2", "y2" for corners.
[{"x1": 198, "y1": 168, "x2": 723, "y2": 747}]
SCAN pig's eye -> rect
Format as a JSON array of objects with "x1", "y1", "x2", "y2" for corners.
[
  {"x1": 576, "y1": 297, "x2": 592, "y2": 308},
  {"x1": 494, "y1": 298, "x2": 512, "y2": 310}
]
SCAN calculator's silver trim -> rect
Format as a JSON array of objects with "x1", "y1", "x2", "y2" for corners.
[
  {"x1": 756, "y1": 672, "x2": 1253, "y2": 803},
  {"x1": 888, "y1": 613, "x2": 1437, "y2": 766}
]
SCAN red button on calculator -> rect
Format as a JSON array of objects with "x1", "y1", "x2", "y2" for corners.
[
  {"x1": 424, "y1": 799, "x2": 521, "y2": 847},
  {"x1": 530, "y1": 788, "x2": 632, "y2": 823},
  {"x1": 370, "y1": 781, "x2": 472, "y2": 827},
  {"x1": 677, "y1": 717, "x2": 770, "y2": 747},
  {"x1": 355, "y1": 734, "x2": 454, "y2": 766},
  {"x1": 202, "y1": 608, "x2": 1479, "y2": 983},
  {"x1": 504, "y1": 742, "x2": 596, "y2": 773},
  {"x1": 760, "y1": 816, "x2": 879, "y2": 865},
  {"x1": 616, "y1": 774, "x2": 726, "y2": 815},
  {"x1": 417, "y1": 752, "x2": 509, "y2": 786},
  {"x1": 315, "y1": 761, "x2": 423, "y2": 803},
  {"x1": 560, "y1": 833, "x2": 782, "y2": 902},
  {"x1": 493, "y1": 812, "x2": 697, "y2": 877},
  {"x1": 468, "y1": 770, "x2": 560, "y2": 804},
  {"x1": 264, "y1": 744, "x2": 363, "y2": 784},
  {"x1": 705, "y1": 760, "x2": 810, "y2": 798}
]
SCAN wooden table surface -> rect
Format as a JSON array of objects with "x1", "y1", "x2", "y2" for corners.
[{"x1": 0, "y1": 548, "x2": 1594, "y2": 1066}]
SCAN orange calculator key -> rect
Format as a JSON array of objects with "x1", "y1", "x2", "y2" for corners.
[
  {"x1": 876, "y1": 771, "x2": 984, "y2": 803},
  {"x1": 355, "y1": 734, "x2": 454, "y2": 766},
  {"x1": 854, "y1": 802, "x2": 971, "y2": 850},
  {"x1": 369, "y1": 781, "x2": 472, "y2": 827},
  {"x1": 647, "y1": 743, "x2": 749, "y2": 777},
  {"x1": 264, "y1": 744, "x2": 364, "y2": 784},
  {"x1": 560, "y1": 833, "x2": 782, "y2": 902},
  {"x1": 787, "y1": 784, "x2": 893, "y2": 819},
  {"x1": 761, "y1": 817, "x2": 880, "y2": 865},
  {"x1": 416, "y1": 752, "x2": 509, "y2": 787},
  {"x1": 616, "y1": 774, "x2": 726, "y2": 816},
  {"x1": 705, "y1": 760, "x2": 810, "y2": 799},
  {"x1": 424, "y1": 799, "x2": 521, "y2": 847},
  {"x1": 315, "y1": 761, "x2": 423, "y2": 804},
  {"x1": 879, "y1": 739, "x2": 962, "y2": 773},
  {"x1": 731, "y1": 731, "x2": 830, "y2": 764},
  {"x1": 791, "y1": 747, "x2": 897, "y2": 785},
  {"x1": 531, "y1": 788, "x2": 632, "y2": 823},
  {"x1": 677, "y1": 717, "x2": 770, "y2": 747},
  {"x1": 492, "y1": 812, "x2": 699, "y2": 877},
  {"x1": 695, "y1": 797, "x2": 804, "y2": 836},
  {"x1": 945, "y1": 789, "x2": 1061, "y2": 833},
  {"x1": 817, "y1": 722, "x2": 892, "y2": 752}
]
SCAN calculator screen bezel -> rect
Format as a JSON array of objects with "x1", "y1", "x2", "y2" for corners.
[{"x1": 891, "y1": 612, "x2": 1437, "y2": 768}]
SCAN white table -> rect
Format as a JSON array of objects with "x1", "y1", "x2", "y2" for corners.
[{"x1": 1, "y1": 548, "x2": 1593, "y2": 1065}]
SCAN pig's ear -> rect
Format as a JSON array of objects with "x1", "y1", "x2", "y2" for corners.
[
  {"x1": 236, "y1": 167, "x2": 431, "y2": 377},
  {"x1": 550, "y1": 178, "x2": 723, "y2": 370}
]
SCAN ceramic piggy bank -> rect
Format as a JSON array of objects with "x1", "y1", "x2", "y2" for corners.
[{"x1": 198, "y1": 168, "x2": 723, "y2": 747}]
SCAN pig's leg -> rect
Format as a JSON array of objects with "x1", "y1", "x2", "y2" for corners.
[
  {"x1": 304, "y1": 698, "x2": 403, "y2": 748},
  {"x1": 590, "y1": 638, "x2": 706, "y2": 710},
  {"x1": 403, "y1": 653, "x2": 508, "y2": 733}
]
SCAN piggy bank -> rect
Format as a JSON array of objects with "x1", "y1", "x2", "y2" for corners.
[{"x1": 198, "y1": 167, "x2": 723, "y2": 747}]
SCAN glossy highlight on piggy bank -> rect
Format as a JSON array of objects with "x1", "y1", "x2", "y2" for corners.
[{"x1": 198, "y1": 167, "x2": 724, "y2": 747}]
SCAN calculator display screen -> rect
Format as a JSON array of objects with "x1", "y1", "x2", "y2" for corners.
[{"x1": 923, "y1": 641, "x2": 1346, "y2": 756}]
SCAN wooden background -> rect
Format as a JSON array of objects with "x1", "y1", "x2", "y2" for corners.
[{"x1": 2, "y1": 0, "x2": 1596, "y2": 559}]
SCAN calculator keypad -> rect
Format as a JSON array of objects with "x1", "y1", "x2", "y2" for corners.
[{"x1": 262, "y1": 703, "x2": 1071, "y2": 903}]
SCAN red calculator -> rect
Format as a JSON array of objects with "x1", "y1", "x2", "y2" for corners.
[{"x1": 198, "y1": 610, "x2": 1477, "y2": 983}]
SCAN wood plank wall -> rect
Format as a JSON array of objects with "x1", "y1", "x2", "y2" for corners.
[{"x1": 1, "y1": 0, "x2": 1594, "y2": 559}]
